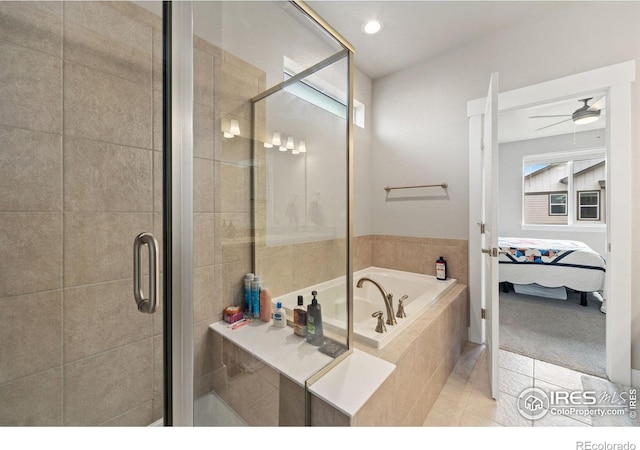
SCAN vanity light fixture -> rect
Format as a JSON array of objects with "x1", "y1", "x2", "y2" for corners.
[
  {"x1": 298, "y1": 140, "x2": 306, "y2": 153},
  {"x1": 223, "y1": 118, "x2": 241, "y2": 139},
  {"x1": 272, "y1": 131, "x2": 281, "y2": 147},
  {"x1": 286, "y1": 136, "x2": 295, "y2": 150},
  {"x1": 362, "y1": 20, "x2": 382, "y2": 35}
]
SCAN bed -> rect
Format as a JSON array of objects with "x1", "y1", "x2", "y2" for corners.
[{"x1": 498, "y1": 237, "x2": 606, "y2": 311}]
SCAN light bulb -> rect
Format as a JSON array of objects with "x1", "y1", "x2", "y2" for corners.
[
  {"x1": 263, "y1": 142, "x2": 273, "y2": 148},
  {"x1": 292, "y1": 149, "x2": 300, "y2": 155},
  {"x1": 272, "y1": 132, "x2": 281, "y2": 147},
  {"x1": 362, "y1": 20, "x2": 382, "y2": 35},
  {"x1": 223, "y1": 132, "x2": 234, "y2": 139},
  {"x1": 279, "y1": 146, "x2": 287, "y2": 152},
  {"x1": 286, "y1": 136, "x2": 294, "y2": 150},
  {"x1": 230, "y1": 119, "x2": 240, "y2": 136},
  {"x1": 298, "y1": 140, "x2": 306, "y2": 153}
]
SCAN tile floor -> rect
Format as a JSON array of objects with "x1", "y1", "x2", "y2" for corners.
[{"x1": 424, "y1": 342, "x2": 620, "y2": 427}]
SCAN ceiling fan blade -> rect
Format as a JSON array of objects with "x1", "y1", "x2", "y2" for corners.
[
  {"x1": 534, "y1": 118, "x2": 573, "y2": 131},
  {"x1": 529, "y1": 114, "x2": 571, "y2": 119}
]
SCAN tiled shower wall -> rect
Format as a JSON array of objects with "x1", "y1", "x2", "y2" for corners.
[{"x1": 0, "y1": 2, "x2": 163, "y2": 425}]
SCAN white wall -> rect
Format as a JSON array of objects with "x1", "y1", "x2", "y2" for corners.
[
  {"x1": 499, "y1": 130, "x2": 607, "y2": 255},
  {"x1": 369, "y1": 2, "x2": 640, "y2": 368}
]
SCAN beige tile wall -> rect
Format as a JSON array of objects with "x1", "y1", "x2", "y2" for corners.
[
  {"x1": 0, "y1": 1, "x2": 160, "y2": 426},
  {"x1": 355, "y1": 234, "x2": 468, "y2": 285}
]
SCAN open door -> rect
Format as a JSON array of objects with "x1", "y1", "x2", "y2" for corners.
[{"x1": 481, "y1": 73, "x2": 500, "y2": 400}]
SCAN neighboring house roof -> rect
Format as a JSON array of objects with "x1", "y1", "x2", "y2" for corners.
[{"x1": 559, "y1": 159, "x2": 605, "y2": 184}]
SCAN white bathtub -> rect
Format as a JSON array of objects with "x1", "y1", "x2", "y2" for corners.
[{"x1": 272, "y1": 267, "x2": 457, "y2": 349}]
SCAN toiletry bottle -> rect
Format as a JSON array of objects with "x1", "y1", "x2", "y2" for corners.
[
  {"x1": 293, "y1": 295, "x2": 307, "y2": 337},
  {"x1": 273, "y1": 302, "x2": 286, "y2": 328},
  {"x1": 436, "y1": 256, "x2": 448, "y2": 280},
  {"x1": 251, "y1": 276, "x2": 262, "y2": 319},
  {"x1": 244, "y1": 273, "x2": 254, "y2": 317},
  {"x1": 259, "y1": 288, "x2": 272, "y2": 322},
  {"x1": 306, "y1": 291, "x2": 324, "y2": 346}
]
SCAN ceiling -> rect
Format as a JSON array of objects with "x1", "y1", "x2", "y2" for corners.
[
  {"x1": 307, "y1": 1, "x2": 606, "y2": 142},
  {"x1": 306, "y1": 1, "x2": 566, "y2": 80}
]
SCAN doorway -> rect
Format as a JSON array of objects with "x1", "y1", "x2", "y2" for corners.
[
  {"x1": 467, "y1": 60, "x2": 635, "y2": 387},
  {"x1": 496, "y1": 97, "x2": 608, "y2": 377}
]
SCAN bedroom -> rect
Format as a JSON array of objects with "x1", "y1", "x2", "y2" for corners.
[{"x1": 497, "y1": 94, "x2": 608, "y2": 378}]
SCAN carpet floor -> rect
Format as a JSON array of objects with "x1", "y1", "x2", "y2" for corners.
[{"x1": 499, "y1": 288, "x2": 606, "y2": 378}]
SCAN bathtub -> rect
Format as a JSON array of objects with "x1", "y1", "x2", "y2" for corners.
[{"x1": 272, "y1": 267, "x2": 457, "y2": 349}]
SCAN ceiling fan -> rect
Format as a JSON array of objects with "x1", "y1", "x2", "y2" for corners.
[{"x1": 529, "y1": 96, "x2": 605, "y2": 131}]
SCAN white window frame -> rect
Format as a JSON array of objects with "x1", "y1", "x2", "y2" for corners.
[{"x1": 549, "y1": 192, "x2": 568, "y2": 216}]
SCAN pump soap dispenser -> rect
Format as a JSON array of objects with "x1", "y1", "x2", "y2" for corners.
[{"x1": 306, "y1": 291, "x2": 324, "y2": 346}]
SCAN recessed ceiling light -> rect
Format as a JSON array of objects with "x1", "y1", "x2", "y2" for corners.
[{"x1": 362, "y1": 20, "x2": 382, "y2": 35}]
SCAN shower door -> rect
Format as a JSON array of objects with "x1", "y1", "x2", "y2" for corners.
[{"x1": 0, "y1": 1, "x2": 170, "y2": 426}]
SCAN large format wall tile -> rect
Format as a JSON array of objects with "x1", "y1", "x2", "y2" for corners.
[
  {"x1": 64, "y1": 62, "x2": 152, "y2": 149},
  {"x1": 0, "y1": 125, "x2": 62, "y2": 212},
  {"x1": 0, "y1": 1, "x2": 62, "y2": 58},
  {"x1": 0, "y1": 290, "x2": 62, "y2": 384},
  {"x1": 63, "y1": 1, "x2": 152, "y2": 85},
  {"x1": 0, "y1": 368, "x2": 63, "y2": 426},
  {"x1": 63, "y1": 279, "x2": 153, "y2": 363},
  {"x1": 64, "y1": 212, "x2": 152, "y2": 287},
  {"x1": 64, "y1": 137, "x2": 153, "y2": 212},
  {"x1": 194, "y1": 213, "x2": 215, "y2": 268},
  {"x1": 63, "y1": 339, "x2": 152, "y2": 426},
  {"x1": 0, "y1": 212, "x2": 62, "y2": 297},
  {"x1": 194, "y1": 157, "x2": 215, "y2": 213},
  {"x1": 0, "y1": 41, "x2": 62, "y2": 134}
]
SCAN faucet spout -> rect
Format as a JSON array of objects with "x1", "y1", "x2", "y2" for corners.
[{"x1": 356, "y1": 277, "x2": 397, "y2": 326}]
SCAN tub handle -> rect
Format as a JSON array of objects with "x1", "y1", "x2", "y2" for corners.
[
  {"x1": 372, "y1": 311, "x2": 387, "y2": 333},
  {"x1": 396, "y1": 295, "x2": 408, "y2": 318}
]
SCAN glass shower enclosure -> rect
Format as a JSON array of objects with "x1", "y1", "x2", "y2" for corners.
[{"x1": 0, "y1": 0, "x2": 353, "y2": 427}]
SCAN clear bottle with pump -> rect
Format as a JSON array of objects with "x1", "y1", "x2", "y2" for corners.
[
  {"x1": 273, "y1": 302, "x2": 287, "y2": 328},
  {"x1": 244, "y1": 273, "x2": 254, "y2": 317},
  {"x1": 251, "y1": 276, "x2": 262, "y2": 319},
  {"x1": 293, "y1": 295, "x2": 307, "y2": 337},
  {"x1": 306, "y1": 291, "x2": 324, "y2": 346}
]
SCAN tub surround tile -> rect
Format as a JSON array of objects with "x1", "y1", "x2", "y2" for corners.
[
  {"x1": 194, "y1": 157, "x2": 215, "y2": 213},
  {"x1": 0, "y1": 367, "x2": 63, "y2": 426},
  {"x1": 0, "y1": 291, "x2": 62, "y2": 385},
  {"x1": 0, "y1": 40, "x2": 62, "y2": 134},
  {"x1": 0, "y1": 125, "x2": 62, "y2": 212},
  {"x1": 0, "y1": 212, "x2": 62, "y2": 298},
  {"x1": 194, "y1": 213, "x2": 215, "y2": 268},
  {"x1": 63, "y1": 279, "x2": 153, "y2": 363},
  {"x1": 194, "y1": 102, "x2": 215, "y2": 159},
  {"x1": 64, "y1": 137, "x2": 153, "y2": 212},
  {"x1": 194, "y1": 48, "x2": 214, "y2": 107}
]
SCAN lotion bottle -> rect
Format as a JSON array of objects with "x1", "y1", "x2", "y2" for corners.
[
  {"x1": 273, "y1": 302, "x2": 286, "y2": 328},
  {"x1": 306, "y1": 291, "x2": 324, "y2": 346},
  {"x1": 251, "y1": 276, "x2": 262, "y2": 319},
  {"x1": 259, "y1": 288, "x2": 272, "y2": 322}
]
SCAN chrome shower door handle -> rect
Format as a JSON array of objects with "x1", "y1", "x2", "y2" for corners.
[{"x1": 133, "y1": 232, "x2": 159, "y2": 314}]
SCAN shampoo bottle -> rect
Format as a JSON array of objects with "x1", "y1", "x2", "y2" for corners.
[
  {"x1": 273, "y1": 302, "x2": 286, "y2": 328},
  {"x1": 259, "y1": 288, "x2": 272, "y2": 322},
  {"x1": 306, "y1": 291, "x2": 324, "y2": 346},
  {"x1": 436, "y1": 256, "x2": 448, "y2": 280},
  {"x1": 293, "y1": 295, "x2": 307, "y2": 337},
  {"x1": 251, "y1": 276, "x2": 262, "y2": 319}
]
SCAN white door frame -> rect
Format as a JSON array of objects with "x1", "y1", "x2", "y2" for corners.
[{"x1": 467, "y1": 60, "x2": 635, "y2": 386}]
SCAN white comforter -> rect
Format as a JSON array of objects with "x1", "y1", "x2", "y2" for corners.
[{"x1": 498, "y1": 237, "x2": 606, "y2": 293}]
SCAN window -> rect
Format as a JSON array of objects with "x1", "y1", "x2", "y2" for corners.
[
  {"x1": 578, "y1": 191, "x2": 600, "y2": 220},
  {"x1": 522, "y1": 149, "x2": 606, "y2": 226},
  {"x1": 549, "y1": 193, "x2": 568, "y2": 215}
]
